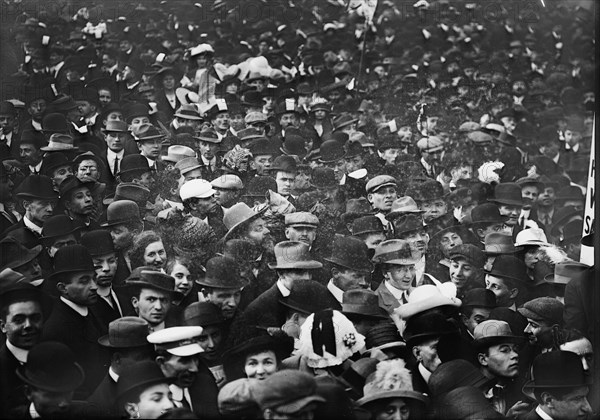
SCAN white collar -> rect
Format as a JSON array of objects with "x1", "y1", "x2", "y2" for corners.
[
  {"x1": 6, "y1": 340, "x2": 28, "y2": 364},
  {"x1": 170, "y1": 384, "x2": 192, "y2": 408},
  {"x1": 384, "y1": 281, "x2": 409, "y2": 301},
  {"x1": 23, "y1": 215, "x2": 43, "y2": 234},
  {"x1": 0, "y1": 131, "x2": 12, "y2": 143},
  {"x1": 420, "y1": 157, "x2": 432, "y2": 171},
  {"x1": 201, "y1": 155, "x2": 216, "y2": 166},
  {"x1": 29, "y1": 402, "x2": 41, "y2": 419},
  {"x1": 418, "y1": 362, "x2": 433, "y2": 383},
  {"x1": 109, "y1": 366, "x2": 119, "y2": 383},
  {"x1": 28, "y1": 161, "x2": 43, "y2": 174},
  {"x1": 31, "y1": 120, "x2": 43, "y2": 131},
  {"x1": 536, "y1": 405, "x2": 554, "y2": 420},
  {"x1": 552, "y1": 153, "x2": 560, "y2": 164},
  {"x1": 277, "y1": 279, "x2": 291, "y2": 297},
  {"x1": 326, "y1": 280, "x2": 344, "y2": 303},
  {"x1": 60, "y1": 296, "x2": 88, "y2": 316},
  {"x1": 107, "y1": 149, "x2": 124, "y2": 159},
  {"x1": 145, "y1": 156, "x2": 156, "y2": 168}
]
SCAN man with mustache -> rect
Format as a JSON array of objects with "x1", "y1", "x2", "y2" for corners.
[
  {"x1": 518, "y1": 297, "x2": 565, "y2": 353},
  {"x1": 148, "y1": 326, "x2": 220, "y2": 419}
]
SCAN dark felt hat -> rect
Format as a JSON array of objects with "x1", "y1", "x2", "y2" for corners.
[
  {"x1": 470, "y1": 203, "x2": 506, "y2": 225},
  {"x1": 324, "y1": 236, "x2": 372, "y2": 272},
  {"x1": 243, "y1": 176, "x2": 277, "y2": 198},
  {"x1": 311, "y1": 167, "x2": 337, "y2": 189},
  {"x1": 405, "y1": 180, "x2": 444, "y2": 203},
  {"x1": 14, "y1": 175, "x2": 58, "y2": 200},
  {"x1": 461, "y1": 288, "x2": 496, "y2": 309},
  {"x1": 80, "y1": 229, "x2": 115, "y2": 256},
  {"x1": 119, "y1": 154, "x2": 151, "y2": 175},
  {"x1": 41, "y1": 215, "x2": 79, "y2": 242},
  {"x1": 98, "y1": 317, "x2": 151, "y2": 348},
  {"x1": 365, "y1": 322, "x2": 405, "y2": 354},
  {"x1": 393, "y1": 214, "x2": 425, "y2": 237},
  {"x1": 342, "y1": 289, "x2": 388, "y2": 319},
  {"x1": 58, "y1": 175, "x2": 94, "y2": 200},
  {"x1": 488, "y1": 183, "x2": 523, "y2": 206},
  {"x1": 341, "y1": 198, "x2": 373, "y2": 223},
  {"x1": 126, "y1": 270, "x2": 183, "y2": 299},
  {"x1": 196, "y1": 256, "x2": 247, "y2": 289},
  {"x1": 41, "y1": 152, "x2": 71, "y2": 176},
  {"x1": 0, "y1": 238, "x2": 42, "y2": 270},
  {"x1": 429, "y1": 360, "x2": 492, "y2": 398},
  {"x1": 49, "y1": 245, "x2": 95, "y2": 281},
  {"x1": 488, "y1": 255, "x2": 528, "y2": 285},
  {"x1": 351, "y1": 215, "x2": 384, "y2": 236},
  {"x1": 101, "y1": 200, "x2": 142, "y2": 227},
  {"x1": 184, "y1": 302, "x2": 227, "y2": 327},
  {"x1": 123, "y1": 102, "x2": 150, "y2": 123},
  {"x1": 404, "y1": 311, "x2": 458, "y2": 347},
  {"x1": 319, "y1": 140, "x2": 346, "y2": 163},
  {"x1": 279, "y1": 280, "x2": 340, "y2": 315},
  {"x1": 269, "y1": 155, "x2": 298, "y2": 173},
  {"x1": 448, "y1": 244, "x2": 485, "y2": 268},
  {"x1": 116, "y1": 360, "x2": 173, "y2": 400},
  {"x1": 41, "y1": 113, "x2": 70, "y2": 133},
  {"x1": 523, "y1": 351, "x2": 590, "y2": 392}
]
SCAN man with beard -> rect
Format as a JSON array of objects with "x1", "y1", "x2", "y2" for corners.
[
  {"x1": 2, "y1": 175, "x2": 58, "y2": 249},
  {"x1": 81, "y1": 230, "x2": 134, "y2": 332},
  {"x1": 518, "y1": 297, "x2": 564, "y2": 353},
  {"x1": 180, "y1": 179, "x2": 227, "y2": 239},
  {"x1": 183, "y1": 302, "x2": 228, "y2": 387},
  {"x1": 41, "y1": 245, "x2": 106, "y2": 398},
  {"x1": 223, "y1": 202, "x2": 274, "y2": 254},
  {"x1": 0, "y1": 283, "x2": 44, "y2": 416},
  {"x1": 148, "y1": 326, "x2": 220, "y2": 418}
]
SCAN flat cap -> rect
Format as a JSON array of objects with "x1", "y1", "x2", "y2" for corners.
[
  {"x1": 417, "y1": 136, "x2": 444, "y2": 152},
  {"x1": 517, "y1": 297, "x2": 564, "y2": 326},
  {"x1": 285, "y1": 212, "x2": 319, "y2": 228},
  {"x1": 211, "y1": 174, "x2": 244, "y2": 190},
  {"x1": 366, "y1": 175, "x2": 397, "y2": 194},
  {"x1": 180, "y1": 179, "x2": 215, "y2": 200},
  {"x1": 147, "y1": 326, "x2": 204, "y2": 357}
]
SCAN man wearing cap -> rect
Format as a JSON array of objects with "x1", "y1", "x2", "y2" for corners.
[
  {"x1": 522, "y1": 351, "x2": 592, "y2": 420},
  {"x1": 180, "y1": 179, "x2": 227, "y2": 238},
  {"x1": 473, "y1": 319, "x2": 526, "y2": 416},
  {"x1": 519, "y1": 297, "x2": 565, "y2": 352},
  {"x1": 88, "y1": 317, "x2": 154, "y2": 417},
  {"x1": 366, "y1": 175, "x2": 398, "y2": 229},
  {"x1": 324, "y1": 236, "x2": 372, "y2": 304},
  {"x1": 0, "y1": 283, "x2": 44, "y2": 415},
  {"x1": 194, "y1": 127, "x2": 222, "y2": 181},
  {"x1": 211, "y1": 174, "x2": 244, "y2": 209},
  {"x1": 148, "y1": 326, "x2": 220, "y2": 418},
  {"x1": 486, "y1": 255, "x2": 530, "y2": 310},
  {"x1": 284, "y1": 212, "x2": 319, "y2": 248},
  {"x1": 417, "y1": 136, "x2": 444, "y2": 178},
  {"x1": 41, "y1": 245, "x2": 106, "y2": 398}
]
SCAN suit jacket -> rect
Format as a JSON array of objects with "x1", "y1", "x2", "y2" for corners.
[
  {"x1": 6, "y1": 401, "x2": 101, "y2": 419},
  {"x1": 187, "y1": 361, "x2": 221, "y2": 419},
  {"x1": 375, "y1": 281, "x2": 403, "y2": 315},
  {"x1": 89, "y1": 288, "x2": 135, "y2": 334},
  {"x1": 197, "y1": 156, "x2": 223, "y2": 182},
  {"x1": 564, "y1": 267, "x2": 595, "y2": 343},
  {"x1": 1, "y1": 219, "x2": 42, "y2": 249},
  {"x1": 86, "y1": 372, "x2": 120, "y2": 419},
  {"x1": 41, "y1": 299, "x2": 108, "y2": 399},
  {"x1": 522, "y1": 408, "x2": 545, "y2": 420},
  {"x1": 0, "y1": 342, "x2": 28, "y2": 417}
]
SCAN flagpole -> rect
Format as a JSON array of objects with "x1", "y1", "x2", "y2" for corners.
[{"x1": 357, "y1": 18, "x2": 369, "y2": 88}]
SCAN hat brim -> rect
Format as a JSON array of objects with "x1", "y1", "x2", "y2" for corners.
[
  {"x1": 165, "y1": 342, "x2": 204, "y2": 357},
  {"x1": 514, "y1": 240, "x2": 550, "y2": 248},
  {"x1": 274, "y1": 395, "x2": 326, "y2": 414},
  {"x1": 15, "y1": 192, "x2": 59, "y2": 201},
  {"x1": 378, "y1": 257, "x2": 422, "y2": 266},
  {"x1": 267, "y1": 260, "x2": 323, "y2": 270},
  {"x1": 364, "y1": 341, "x2": 406, "y2": 355},
  {"x1": 1, "y1": 244, "x2": 43, "y2": 270},
  {"x1": 386, "y1": 209, "x2": 424, "y2": 220},
  {"x1": 16, "y1": 363, "x2": 85, "y2": 393},
  {"x1": 100, "y1": 217, "x2": 141, "y2": 228},
  {"x1": 125, "y1": 280, "x2": 184, "y2": 300},
  {"x1": 368, "y1": 182, "x2": 398, "y2": 194},
  {"x1": 487, "y1": 198, "x2": 523, "y2": 207},
  {"x1": 473, "y1": 335, "x2": 525, "y2": 349},
  {"x1": 395, "y1": 296, "x2": 462, "y2": 319},
  {"x1": 342, "y1": 305, "x2": 389, "y2": 319},
  {"x1": 223, "y1": 207, "x2": 267, "y2": 242},
  {"x1": 98, "y1": 335, "x2": 150, "y2": 348},
  {"x1": 117, "y1": 376, "x2": 175, "y2": 400},
  {"x1": 40, "y1": 145, "x2": 78, "y2": 151},
  {"x1": 194, "y1": 135, "x2": 221, "y2": 144},
  {"x1": 358, "y1": 390, "x2": 428, "y2": 406},
  {"x1": 323, "y1": 256, "x2": 372, "y2": 273}
]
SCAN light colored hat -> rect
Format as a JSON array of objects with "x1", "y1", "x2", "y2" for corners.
[
  {"x1": 190, "y1": 43, "x2": 214, "y2": 57},
  {"x1": 284, "y1": 212, "x2": 319, "y2": 228},
  {"x1": 244, "y1": 111, "x2": 267, "y2": 124},
  {"x1": 366, "y1": 175, "x2": 397, "y2": 194},
  {"x1": 223, "y1": 202, "x2": 266, "y2": 242},
  {"x1": 147, "y1": 326, "x2": 204, "y2": 357},
  {"x1": 211, "y1": 174, "x2": 244, "y2": 190},
  {"x1": 473, "y1": 320, "x2": 523, "y2": 348},
  {"x1": 394, "y1": 283, "x2": 461, "y2": 319},
  {"x1": 545, "y1": 260, "x2": 589, "y2": 285},
  {"x1": 162, "y1": 145, "x2": 196, "y2": 163},
  {"x1": 386, "y1": 196, "x2": 424, "y2": 220},
  {"x1": 268, "y1": 241, "x2": 322, "y2": 270},
  {"x1": 40, "y1": 133, "x2": 78, "y2": 151},
  {"x1": 514, "y1": 228, "x2": 550, "y2": 247},
  {"x1": 175, "y1": 157, "x2": 202, "y2": 175},
  {"x1": 416, "y1": 136, "x2": 444, "y2": 152},
  {"x1": 180, "y1": 179, "x2": 215, "y2": 200},
  {"x1": 372, "y1": 239, "x2": 420, "y2": 266},
  {"x1": 174, "y1": 104, "x2": 202, "y2": 120}
]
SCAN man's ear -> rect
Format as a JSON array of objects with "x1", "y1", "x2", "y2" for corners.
[
  {"x1": 136, "y1": 142, "x2": 143, "y2": 152},
  {"x1": 263, "y1": 408, "x2": 274, "y2": 420},
  {"x1": 477, "y1": 352, "x2": 488, "y2": 367},
  {"x1": 131, "y1": 296, "x2": 139, "y2": 311},
  {"x1": 0, "y1": 319, "x2": 6, "y2": 334},
  {"x1": 367, "y1": 193, "x2": 374, "y2": 204},
  {"x1": 509, "y1": 287, "x2": 519, "y2": 300},
  {"x1": 459, "y1": 313, "x2": 469, "y2": 327},
  {"x1": 541, "y1": 392, "x2": 554, "y2": 407},
  {"x1": 412, "y1": 346, "x2": 421, "y2": 361},
  {"x1": 56, "y1": 281, "x2": 67, "y2": 296},
  {"x1": 124, "y1": 402, "x2": 138, "y2": 418},
  {"x1": 284, "y1": 227, "x2": 291, "y2": 239},
  {"x1": 331, "y1": 267, "x2": 339, "y2": 278},
  {"x1": 476, "y1": 228, "x2": 485, "y2": 238},
  {"x1": 155, "y1": 355, "x2": 164, "y2": 366}
]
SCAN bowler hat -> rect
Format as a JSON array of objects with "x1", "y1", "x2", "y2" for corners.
[
  {"x1": 281, "y1": 134, "x2": 307, "y2": 157},
  {"x1": 517, "y1": 297, "x2": 563, "y2": 326},
  {"x1": 248, "y1": 138, "x2": 275, "y2": 156},
  {"x1": 393, "y1": 214, "x2": 425, "y2": 237},
  {"x1": 223, "y1": 202, "x2": 267, "y2": 242},
  {"x1": 116, "y1": 360, "x2": 173, "y2": 400},
  {"x1": 488, "y1": 183, "x2": 523, "y2": 206},
  {"x1": 40, "y1": 133, "x2": 77, "y2": 152},
  {"x1": 0, "y1": 101, "x2": 16, "y2": 116},
  {"x1": 101, "y1": 200, "x2": 142, "y2": 227},
  {"x1": 311, "y1": 167, "x2": 337, "y2": 189},
  {"x1": 470, "y1": 203, "x2": 506, "y2": 225},
  {"x1": 123, "y1": 103, "x2": 150, "y2": 123},
  {"x1": 0, "y1": 238, "x2": 42, "y2": 270},
  {"x1": 14, "y1": 175, "x2": 58, "y2": 200},
  {"x1": 405, "y1": 180, "x2": 444, "y2": 203},
  {"x1": 364, "y1": 322, "x2": 405, "y2": 354},
  {"x1": 473, "y1": 319, "x2": 524, "y2": 349},
  {"x1": 241, "y1": 90, "x2": 264, "y2": 108},
  {"x1": 545, "y1": 260, "x2": 589, "y2": 285},
  {"x1": 119, "y1": 154, "x2": 151, "y2": 175},
  {"x1": 126, "y1": 270, "x2": 183, "y2": 299},
  {"x1": 19, "y1": 130, "x2": 46, "y2": 149},
  {"x1": 274, "y1": 98, "x2": 298, "y2": 116},
  {"x1": 196, "y1": 256, "x2": 247, "y2": 289},
  {"x1": 41, "y1": 215, "x2": 79, "y2": 242},
  {"x1": 102, "y1": 120, "x2": 128, "y2": 133},
  {"x1": 41, "y1": 153, "x2": 71, "y2": 176},
  {"x1": 449, "y1": 244, "x2": 485, "y2": 268},
  {"x1": 462, "y1": 288, "x2": 496, "y2": 309},
  {"x1": 50, "y1": 95, "x2": 79, "y2": 113},
  {"x1": 279, "y1": 280, "x2": 340, "y2": 315},
  {"x1": 555, "y1": 185, "x2": 584, "y2": 203},
  {"x1": 342, "y1": 289, "x2": 388, "y2": 319},
  {"x1": 351, "y1": 216, "x2": 384, "y2": 236},
  {"x1": 324, "y1": 236, "x2": 372, "y2": 272},
  {"x1": 270, "y1": 155, "x2": 298, "y2": 173},
  {"x1": 243, "y1": 176, "x2": 277, "y2": 198},
  {"x1": 483, "y1": 232, "x2": 515, "y2": 255},
  {"x1": 319, "y1": 140, "x2": 346, "y2": 163},
  {"x1": 80, "y1": 230, "x2": 115, "y2": 256},
  {"x1": 58, "y1": 175, "x2": 94, "y2": 200},
  {"x1": 184, "y1": 302, "x2": 226, "y2": 327},
  {"x1": 522, "y1": 351, "x2": 590, "y2": 393},
  {"x1": 404, "y1": 311, "x2": 458, "y2": 347},
  {"x1": 42, "y1": 113, "x2": 70, "y2": 133},
  {"x1": 345, "y1": 140, "x2": 364, "y2": 158},
  {"x1": 488, "y1": 255, "x2": 528, "y2": 284},
  {"x1": 16, "y1": 342, "x2": 85, "y2": 393},
  {"x1": 49, "y1": 245, "x2": 95, "y2": 281},
  {"x1": 136, "y1": 124, "x2": 165, "y2": 142},
  {"x1": 98, "y1": 317, "x2": 151, "y2": 348},
  {"x1": 268, "y1": 241, "x2": 322, "y2": 270},
  {"x1": 341, "y1": 198, "x2": 373, "y2": 223}
]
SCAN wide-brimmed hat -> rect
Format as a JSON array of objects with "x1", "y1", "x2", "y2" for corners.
[
  {"x1": 100, "y1": 200, "x2": 141, "y2": 227},
  {"x1": 184, "y1": 302, "x2": 227, "y2": 327},
  {"x1": 487, "y1": 255, "x2": 528, "y2": 284},
  {"x1": 341, "y1": 198, "x2": 373, "y2": 224},
  {"x1": 372, "y1": 239, "x2": 420, "y2": 266},
  {"x1": 473, "y1": 320, "x2": 524, "y2": 349},
  {"x1": 324, "y1": 236, "x2": 372, "y2": 272},
  {"x1": 119, "y1": 154, "x2": 151, "y2": 175},
  {"x1": 14, "y1": 175, "x2": 58, "y2": 200},
  {"x1": 0, "y1": 238, "x2": 42, "y2": 270},
  {"x1": 162, "y1": 145, "x2": 196, "y2": 163},
  {"x1": 135, "y1": 124, "x2": 165, "y2": 142},
  {"x1": 126, "y1": 270, "x2": 183, "y2": 299},
  {"x1": 48, "y1": 245, "x2": 95, "y2": 281},
  {"x1": 194, "y1": 126, "x2": 221, "y2": 144},
  {"x1": 514, "y1": 228, "x2": 550, "y2": 247},
  {"x1": 483, "y1": 232, "x2": 515, "y2": 255},
  {"x1": 386, "y1": 196, "x2": 424, "y2": 221},
  {"x1": 174, "y1": 104, "x2": 202, "y2": 121},
  {"x1": 278, "y1": 280, "x2": 339, "y2": 315},
  {"x1": 488, "y1": 183, "x2": 523, "y2": 206},
  {"x1": 462, "y1": 288, "x2": 496, "y2": 309},
  {"x1": 268, "y1": 241, "x2": 322, "y2": 270},
  {"x1": 332, "y1": 114, "x2": 358, "y2": 132},
  {"x1": 269, "y1": 155, "x2": 298, "y2": 173},
  {"x1": 196, "y1": 256, "x2": 247, "y2": 289},
  {"x1": 116, "y1": 360, "x2": 174, "y2": 400},
  {"x1": 545, "y1": 261, "x2": 589, "y2": 285},
  {"x1": 395, "y1": 284, "x2": 461, "y2": 320},
  {"x1": 16, "y1": 342, "x2": 85, "y2": 393},
  {"x1": 41, "y1": 215, "x2": 79, "y2": 242},
  {"x1": 98, "y1": 317, "x2": 151, "y2": 348},
  {"x1": 223, "y1": 202, "x2": 267, "y2": 242},
  {"x1": 319, "y1": 140, "x2": 346, "y2": 163},
  {"x1": 522, "y1": 351, "x2": 590, "y2": 396},
  {"x1": 351, "y1": 215, "x2": 384, "y2": 236},
  {"x1": 41, "y1": 153, "x2": 71, "y2": 176},
  {"x1": 470, "y1": 203, "x2": 506, "y2": 225},
  {"x1": 40, "y1": 133, "x2": 78, "y2": 152},
  {"x1": 342, "y1": 289, "x2": 388, "y2": 319}
]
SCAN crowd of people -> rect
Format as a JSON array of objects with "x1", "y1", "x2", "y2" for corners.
[{"x1": 0, "y1": 0, "x2": 597, "y2": 418}]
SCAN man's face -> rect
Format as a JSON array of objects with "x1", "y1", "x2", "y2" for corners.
[
  {"x1": 512, "y1": 80, "x2": 527, "y2": 96},
  {"x1": 110, "y1": 224, "x2": 135, "y2": 250},
  {"x1": 449, "y1": 258, "x2": 477, "y2": 293},
  {"x1": 420, "y1": 199, "x2": 447, "y2": 222},
  {"x1": 92, "y1": 252, "x2": 117, "y2": 288},
  {"x1": 253, "y1": 155, "x2": 273, "y2": 175},
  {"x1": 560, "y1": 338, "x2": 594, "y2": 374},
  {"x1": 25, "y1": 199, "x2": 56, "y2": 225},
  {"x1": 213, "y1": 188, "x2": 238, "y2": 208},
  {"x1": 326, "y1": 159, "x2": 346, "y2": 182},
  {"x1": 345, "y1": 155, "x2": 365, "y2": 173},
  {"x1": 285, "y1": 226, "x2": 317, "y2": 247},
  {"x1": 498, "y1": 204, "x2": 521, "y2": 226},
  {"x1": 198, "y1": 141, "x2": 219, "y2": 160},
  {"x1": 66, "y1": 107, "x2": 82, "y2": 123},
  {"x1": 524, "y1": 318, "x2": 553, "y2": 344},
  {"x1": 60, "y1": 271, "x2": 98, "y2": 306},
  {"x1": 245, "y1": 218, "x2": 273, "y2": 251},
  {"x1": 160, "y1": 354, "x2": 199, "y2": 388},
  {"x1": 205, "y1": 288, "x2": 242, "y2": 319},
  {"x1": 48, "y1": 234, "x2": 77, "y2": 258},
  {"x1": 50, "y1": 165, "x2": 74, "y2": 188},
  {"x1": 135, "y1": 383, "x2": 174, "y2": 419},
  {"x1": 368, "y1": 186, "x2": 397, "y2": 212},
  {"x1": 212, "y1": 112, "x2": 230, "y2": 131},
  {"x1": 77, "y1": 100, "x2": 94, "y2": 118},
  {"x1": 293, "y1": 170, "x2": 311, "y2": 191},
  {"x1": 450, "y1": 165, "x2": 472, "y2": 183},
  {"x1": 380, "y1": 148, "x2": 400, "y2": 166},
  {"x1": 192, "y1": 195, "x2": 218, "y2": 216},
  {"x1": 279, "y1": 113, "x2": 298, "y2": 129},
  {"x1": 400, "y1": 230, "x2": 429, "y2": 256},
  {"x1": 480, "y1": 343, "x2": 520, "y2": 378},
  {"x1": 105, "y1": 111, "x2": 123, "y2": 124},
  {"x1": 521, "y1": 185, "x2": 540, "y2": 205},
  {"x1": 548, "y1": 387, "x2": 592, "y2": 420},
  {"x1": 105, "y1": 132, "x2": 126, "y2": 152},
  {"x1": 98, "y1": 89, "x2": 112, "y2": 106},
  {"x1": 414, "y1": 338, "x2": 441, "y2": 372},
  {"x1": 276, "y1": 171, "x2": 296, "y2": 196},
  {"x1": 27, "y1": 99, "x2": 47, "y2": 121},
  {"x1": 438, "y1": 231, "x2": 462, "y2": 257},
  {"x1": 14, "y1": 259, "x2": 43, "y2": 282},
  {"x1": 138, "y1": 139, "x2": 162, "y2": 160},
  {"x1": 229, "y1": 113, "x2": 245, "y2": 131},
  {"x1": 537, "y1": 187, "x2": 556, "y2": 207},
  {"x1": 0, "y1": 173, "x2": 14, "y2": 201},
  {"x1": 198, "y1": 325, "x2": 223, "y2": 362},
  {"x1": 461, "y1": 307, "x2": 492, "y2": 335},
  {"x1": 485, "y1": 275, "x2": 515, "y2": 307},
  {"x1": 133, "y1": 288, "x2": 171, "y2": 326},
  {"x1": 1, "y1": 301, "x2": 43, "y2": 349},
  {"x1": 135, "y1": 171, "x2": 155, "y2": 191},
  {"x1": 333, "y1": 268, "x2": 368, "y2": 291},
  {"x1": 129, "y1": 116, "x2": 150, "y2": 133},
  {"x1": 77, "y1": 160, "x2": 100, "y2": 181},
  {"x1": 383, "y1": 264, "x2": 415, "y2": 291},
  {"x1": 19, "y1": 143, "x2": 42, "y2": 166},
  {"x1": 540, "y1": 142, "x2": 560, "y2": 159},
  {"x1": 66, "y1": 187, "x2": 94, "y2": 216},
  {"x1": 425, "y1": 116, "x2": 439, "y2": 133},
  {"x1": 362, "y1": 232, "x2": 386, "y2": 250},
  {"x1": 29, "y1": 388, "x2": 73, "y2": 418}
]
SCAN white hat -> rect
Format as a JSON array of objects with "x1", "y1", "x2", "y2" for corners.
[
  {"x1": 514, "y1": 228, "x2": 550, "y2": 247},
  {"x1": 190, "y1": 43, "x2": 214, "y2": 57},
  {"x1": 180, "y1": 179, "x2": 215, "y2": 201},
  {"x1": 147, "y1": 326, "x2": 204, "y2": 357},
  {"x1": 394, "y1": 283, "x2": 461, "y2": 320}
]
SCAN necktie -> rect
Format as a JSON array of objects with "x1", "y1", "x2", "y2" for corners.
[{"x1": 113, "y1": 156, "x2": 119, "y2": 176}]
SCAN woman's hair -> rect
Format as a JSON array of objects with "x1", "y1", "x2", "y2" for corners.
[{"x1": 129, "y1": 230, "x2": 164, "y2": 269}]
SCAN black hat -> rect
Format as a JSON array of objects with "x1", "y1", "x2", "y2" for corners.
[
  {"x1": 14, "y1": 175, "x2": 58, "y2": 200},
  {"x1": 351, "y1": 215, "x2": 384, "y2": 236},
  {"x1": 80, "y1": 230, "x2": 115, "y2": 257},
  {"x1": 42, "y1": 113, "x2": 70, "y2": 134},
  {"x1": 224, "y1": 333, "x2": 294, "y2": 379},
  {"x1": 488, "y1": 255, "x2": 528, "y2": 285},
  {"x1": 365, "y1": 322, "x2": 405, "y2": 354},
  {"x1": 41, "y1": 215, "x2": 79, "y2": 242},
  {"x1": 324, "y1": 236, "x2": 372, "y2": 272},
  {"x1": 241, "y1": 90, "x2": 264, "y2": 108},
  {"x1": 342, "y1": 289, "x2": 388, "y2": 319},
  {"x1": 393, "y1": 214, "x2": 425, "y2": 237},
  {"x1": 41, "y1": 152, "x2": 71, "y2": 176},
  {"x1": 279, "y1": 280, "x2": 340, "y2": 315},
  {"x1": 119, "y1": 154, "x2": 151, "y2": 175},
  {"x1": 345, "y1": 140, "x2": 364, "y2": 158},
  {"x1": 49, "y1": 245, "x2": 95, "y2": 281},
  {"x1": 184, "y1": 302, "x2": 226, "y2": 327},
  {"x1": 117, "y1": 360, "x2": 173, "y2": 400},
  {"x1": 488, "y1": 183, "x2": 523, "y2": 207},
  {"x1": 16, "y1": 341, "x2": 85, "y2": 392},
  {"x1": 470, "y1": 203, "x2": 506, "y2": 225},
  {"x1": 461, "y1": 288, "x2": 496, "y2": 309},
  {"x1": 0, "y1": 282, "x2": 42, "y2": 309},
  {"x1": 523, "y1": 351, "x2": 590, "y2": 392},
  {"x1": 58, "y1": 175, "x2": 94, "y2": 201},
  {"x1": 405, "y1": 180, "x2": 444, "y2": 203},
  {"x1": 270, "y1": 155, "x2": 298, "y2": 173},
  {"x1": 126, "y1": 270, "x2": 183, "y2": 299},
  {"x1": 404, "y1": 312, "x2": 458, "y2": 347},
  {"x1": 196, "y1": 256, "x2": 247, "y2": 289},
  {"x1": 0, "y1": 238, "x2": 42, "y2": 270},
  {"x1": 243, "y1": 176, "x2": 277, "y2": 198},
  {"x1": 319, "y1": 140, "x2": 346, "y2": 163},
  {"x1": 101, "y1": 200, "x2": 142, "y2": 227}
]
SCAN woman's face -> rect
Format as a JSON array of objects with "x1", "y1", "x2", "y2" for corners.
[
  {"x1": 143, "y1": 241, "x2": 167, "y2": 269},
  {"x1": 170, "y1": 262, "x2": 192, "y2": 295},
  {"x1": 375, "y1": 398, "x2": 410, "y2": 420},
  {"x1": 244, "y1": 350, "x2": 277, "y2": 380},
  {"x1": 132, "y1": 383, "x2": 174, "y2": 419}
]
